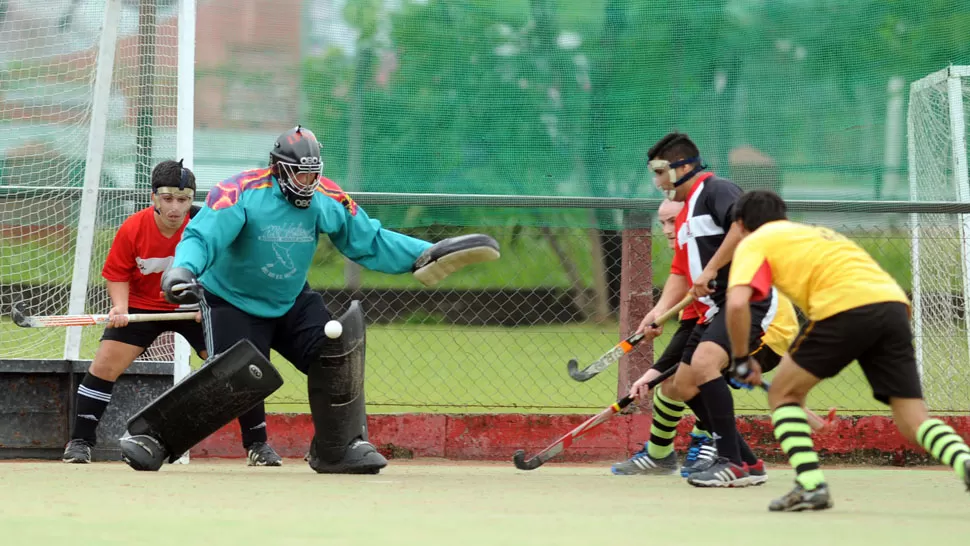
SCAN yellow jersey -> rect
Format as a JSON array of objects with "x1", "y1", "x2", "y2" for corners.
[
  {"x1": 729, "y1": 220, "x2": 908, "y2": 322},
  {"x1": 762, "y1": 291, "x2": 799, "y2": 356}
]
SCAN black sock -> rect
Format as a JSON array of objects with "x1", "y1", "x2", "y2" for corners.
[
  {"x1": 684, "y1": 394, "x2": 712, "y2": 434},
  {"x1": 739, "y1": 436, "x2": 759, "y2": 465},
  {"x1": 71, "y1": 373, "x2": 115, "y2": 444},
  {"x1": 698, "y1": 377, "x2": 742, "y2": 465},
  {"x1": 693, "y1": 417, "x2": 710, "y2": 434},
  {"x1": 238, "y1": 402, "x2": 268, "y2": 449}
]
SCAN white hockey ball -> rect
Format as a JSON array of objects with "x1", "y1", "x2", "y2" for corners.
[{"x1": 324, "y1": 320, "x2": 343, "y2": 339}]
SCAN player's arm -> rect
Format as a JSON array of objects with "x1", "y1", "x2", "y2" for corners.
[
  {"x1": 725, "y1": 236, "x2": 772, "y2": 383},
  {"x1": 692, "y1": 222, "x2": 743, "y2": 297},
  {"x1": 164, "y1": 191, "x2": 247, "y2": 304},
  {"x1": 629, "y1": 367, "x2": 665, "y2": 399},
  {"x1": 635, "y1": 273, "x2": 690, "y2": 336},
  {"x1": 693, "y1": 188, "x2": 743, "y2": 297},
  {"x1": 637, "y1": 235, "x2": 692, "y2": 335},
  {"x1": 323, "y1": 202, "x2": 432, "y2": 274}
]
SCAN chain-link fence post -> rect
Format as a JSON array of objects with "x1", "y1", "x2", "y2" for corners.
[{"x1": 618, "y1": 211, "x2": 653, "y2": 411}]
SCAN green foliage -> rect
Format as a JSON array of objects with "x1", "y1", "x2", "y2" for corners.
[{"x1": 299, "y1": 0, "x2": 970, "y2": 230}]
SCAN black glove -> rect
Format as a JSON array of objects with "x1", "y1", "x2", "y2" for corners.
[
  {"x1": 161, "y1": 267, "x2": 200, "y2": 304},
  {"x1": 728, "y1": 356, "x2": 752, "y2": 382}
]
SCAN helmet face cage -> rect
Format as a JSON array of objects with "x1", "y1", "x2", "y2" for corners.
[
  {"x1": 277, "y1": 157, "x2": 322, "y2": 197},
  {"x1": 271, "y1": 126, "x2": 323, "y2": 205}
]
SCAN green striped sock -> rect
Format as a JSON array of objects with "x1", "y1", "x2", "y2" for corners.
[
  {"x1": 772, "y1": 404, "x2": 826, "y2": 490},
  {"x1": 917, "y1": 419, "x2": 970, "y2": 479},
  {"x1": 647, "y1": 386, "x2": 686, "y2": 460}
]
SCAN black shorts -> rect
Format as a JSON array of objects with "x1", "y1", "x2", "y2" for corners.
[
  {"x1": 100, "y1": 307, "x2": 206, "y2": 358},
  {"x1": 751, "y1": 343, "x2": 782, "y2": 374},
  {"x1": 790, "y1": 301, "x2": 920, "y2": 404},
  {"x1": 651, "y1": 318, "x2": 699, "y2": 374},
  {"x1": 681, "y1": 296, "x2": 773, "y2": 366},
  {"x1": 199, "y1": 285, "x2": 334, "y2": 374}
]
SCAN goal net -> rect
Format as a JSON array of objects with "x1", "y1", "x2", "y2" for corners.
[
  {"x1": 0, "y1": 0, "x2": 181, "y2": 363},
  {"x1": 908, "y1": 65, "x2": 970, "y2": 409}
]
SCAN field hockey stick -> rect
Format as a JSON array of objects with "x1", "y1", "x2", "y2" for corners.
[
  {"x1": 567, "y1": 293, "x2": 696, "y2": 382},
  {"x1": 10, "y1": 300, "x2": 197, "y2": 328},
  {"x1": 513, "y1": 364, "x2": 680, "y2": 471},
  {"x1": 729, "y1": 376, "x2": 837, "y2": 432}
]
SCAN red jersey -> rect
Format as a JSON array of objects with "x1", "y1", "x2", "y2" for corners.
[
  {"x1": 670, "y1": 173, "x2": 716, "y2": 322},
  {"x1": 101, "y1": 207, "x2": 190, "y2": 311}
]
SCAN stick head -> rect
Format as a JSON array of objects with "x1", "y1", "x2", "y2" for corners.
[
  {"x1": 10, "y1": 300, "x2": 30, "y2": 327},
  {"x1": 566, "y1": 359, "x2": 595, "y2": 382},
  {"x1": 512, "y1": 449, "x2": 543, "y2": 471}
]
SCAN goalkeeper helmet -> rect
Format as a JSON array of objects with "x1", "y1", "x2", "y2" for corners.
[{"x1": 270, "y1": 125, "x2": 323, "y2": 209}]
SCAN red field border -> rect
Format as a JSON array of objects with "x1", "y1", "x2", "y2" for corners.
[{"x1": 191, "y1": 413, "x2": 970, "y2": 463}]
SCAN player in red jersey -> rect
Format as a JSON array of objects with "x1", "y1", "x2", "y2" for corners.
[{"x1": 61, "y1": 161, "x2": 280, "y2": 467}]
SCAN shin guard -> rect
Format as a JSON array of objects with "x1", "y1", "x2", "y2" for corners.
[{"x1": 307, "y1": 301, "x2": 372, "y2": 465}]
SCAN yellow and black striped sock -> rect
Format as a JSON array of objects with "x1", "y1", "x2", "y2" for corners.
[
  {"x1": 646, "y1": 386, "x2": 686, "y2": 460},
  {"x1": 917, "y1": 419, "x2": 970, "y2": 479},
  {"x1": 772, "y1": 403, "x2": 826, "y2": 490}
]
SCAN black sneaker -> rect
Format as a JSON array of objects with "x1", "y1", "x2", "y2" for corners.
[
  {"x1": 247, "y1": 442, "x2": 282, "y2": 467},
  {"x1": 308, "y1": 438, "x2": 387, "y2": 474},
  {"x1": 769, "y1": 482, "x2": 834, "y2": 512},
  {"x1": 62, "y1": 439, "x2": 93, "y2": 464}
]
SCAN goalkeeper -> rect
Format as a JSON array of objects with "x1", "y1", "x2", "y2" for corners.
[
  {"x1": 120, "y1": 126, "x2": 499, "y2": 474},
  {"x1": 726, "y1": 190, "x2": 970, "y2": 511}
]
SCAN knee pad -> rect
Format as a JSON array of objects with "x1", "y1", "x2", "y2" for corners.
[{"x1": 308, "y1": 301, "x2": 369, "y2": 463}]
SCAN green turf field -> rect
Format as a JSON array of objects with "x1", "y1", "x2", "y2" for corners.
[{"x1": 2, "y1": 460, "x2": 968, "y2": 546}]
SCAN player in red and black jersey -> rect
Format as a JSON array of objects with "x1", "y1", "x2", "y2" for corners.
[
  {"x1": 612, "y1": 132, "x2": 792, "y2": 487},
  {"x1": 61, "y1": 161, "x2": 280, "y2": 467}
]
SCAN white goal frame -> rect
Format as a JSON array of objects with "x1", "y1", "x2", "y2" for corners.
[
  {"x1": 908, "y1": 65, "x2": 970, "y2": 381},
  {"x1": 57, "y1": 0, "x2": 196, "y2": 461}
]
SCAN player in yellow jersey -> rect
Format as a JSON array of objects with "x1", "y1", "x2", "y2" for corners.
[{"x1": 725, "y1": 190, "x2": 970, "y2": 511}]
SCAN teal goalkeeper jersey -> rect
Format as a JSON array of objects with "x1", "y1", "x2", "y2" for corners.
[{"x1": 172, "y1": 168, "x2": 432, "y2": 318}]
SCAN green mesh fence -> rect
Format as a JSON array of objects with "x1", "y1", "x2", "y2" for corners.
[
  {"x1": 289, "y1": 0, "x2": 970, "y2": 230},
  {"x1": 2, "y1": 1, "x2": 970, "y2": 415}
]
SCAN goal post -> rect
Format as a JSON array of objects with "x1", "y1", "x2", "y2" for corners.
[
  {"x1": 63, "y1": 0, "x2": 124, "y2": 361},
  {"x1": 907, "y1": 65, "x2": 970, "y2": 408},
  {"x1": 0, "y1": 0, "x2": 195, "y2": 458}
]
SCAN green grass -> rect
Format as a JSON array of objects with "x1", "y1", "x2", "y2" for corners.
[
  {"x1": 9, "y1": 318, "x2": 967, "y2": 415},
  {"x1": 3, "y1": 461, "x2": 969, "y2": 546}
]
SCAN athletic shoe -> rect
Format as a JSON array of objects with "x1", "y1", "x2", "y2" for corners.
[
  {"x1": 62, "y1": 439, "x2": 93, "y2": 464},
  {"x1": 611, "y1": 446, "x2": 679, "y2": 475},
  {"x1": 741, "y1": 459, "x2": 768, "y2": 486},
  {"x1": 681, "y1": 435, "x2": 717, "y2": 477},
  {"x1": 247, "y1": 442, "x2": 283, "y2": 467},
  {"x1": 686, "y1": 457, "x2": 750, "y2": 487},
  {"x1": 769, "y1": 482, "x2": 834, "y2": 512}
]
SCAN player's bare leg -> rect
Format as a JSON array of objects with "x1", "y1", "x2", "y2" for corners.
[
  {"x1": 63, "y1": 340, "x2": 144, "y2": 463},
  {"x1": 765, "y1": 355, "x2": 832, "y2": 511},
  {"x1": 893, "y1": 397, "x2": 970, "y2": 492}
]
